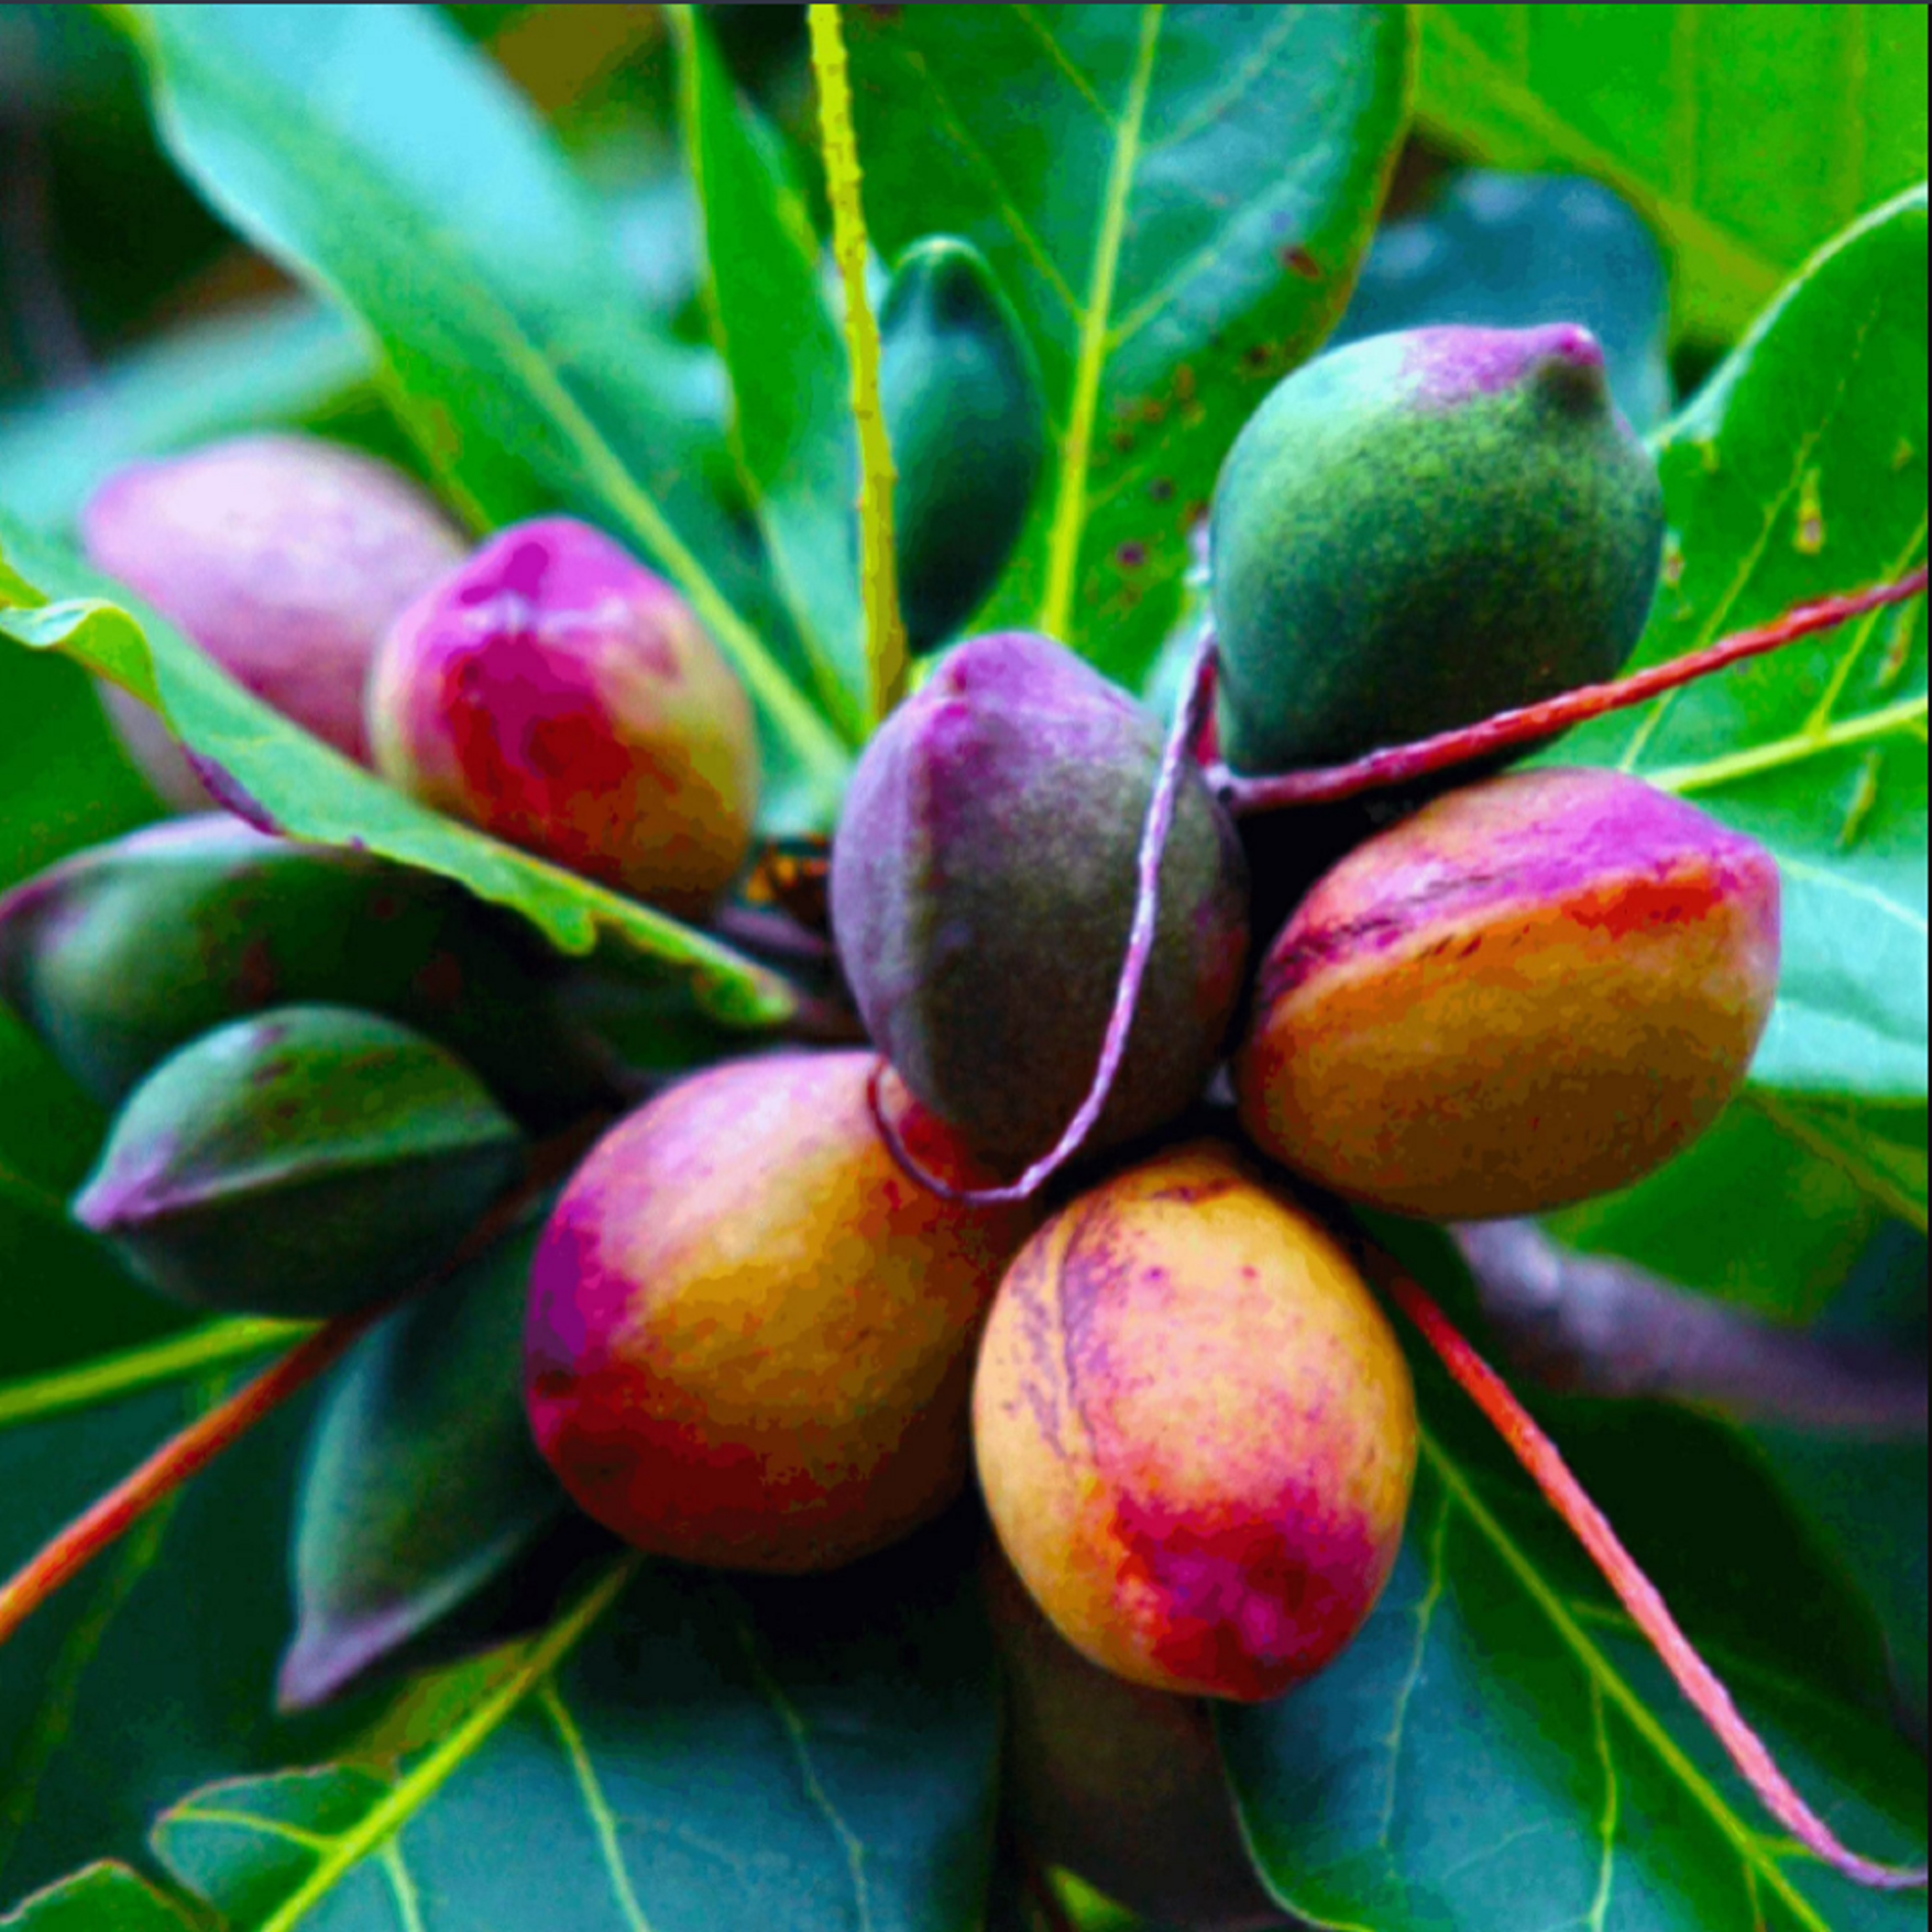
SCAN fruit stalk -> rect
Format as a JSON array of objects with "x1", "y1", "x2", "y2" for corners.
[
  {"x1": 1372, "y1": 1248, "x2": 1929, "y2": 1893},
  {"x1": 865, "y1": 625, "x2": 1220, "y2": 1204},
  {"x1": 1213, "y1": 565, "x2": 1928, "y2": 813}
]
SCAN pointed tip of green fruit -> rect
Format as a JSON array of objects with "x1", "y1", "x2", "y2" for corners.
[
  {"x1": 74, "y1": 1004, "x2": 524, "y2": 1318},
  {"x1": 880, "y1": 237, "x2": 1046, "y2": 652},
  {"x1": 1209, "y1": 322, "x2": 1665, "y2": 776}
]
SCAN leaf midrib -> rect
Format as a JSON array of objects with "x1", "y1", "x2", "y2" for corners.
[
  {"x1": 1037, "y1": 4, "x2": 1164, "y2": 640},
  {"x1": 253, "y1": 1557, "x2": 639, "y2": 1932},
  {"x1": 1420, "y1": 1429, "x2": 1837, "y2": 1932}
]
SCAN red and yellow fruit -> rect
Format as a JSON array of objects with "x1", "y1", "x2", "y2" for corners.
[
  {"x1": 525, "y1": 1051, "x2": 1036, "y2": 1573},
  {"x1": 974, "y1": 1141, "x2": 1416, "y2": 1702},
  {"x1": 1236, "y1": 766, "x2": 1782, "y2": 1219}
]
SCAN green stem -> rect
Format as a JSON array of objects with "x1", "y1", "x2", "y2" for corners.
[
  {"x1": 0, "y1": 1319, "x2": 309, "y2": 1430},
  {"x1": 809, "y1": 2, "x2": 907, "y2": 724}
]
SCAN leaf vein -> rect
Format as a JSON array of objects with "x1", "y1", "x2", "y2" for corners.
[
  {"x1": 1010, "y1": 7, "x2": 1120, "y2": 130},
  {"x1": 540, "y1": 1678, "x2": 656, "y2": 1932},
  {"x1": 1039, "y1": 5, "x2": 1164, "y2": 638},
  {"x1": 1423, "y1": 1432, "x2": 1836, "y2": 1932},
  {"x1": 728, "y1": 1599, "x2": 872, "y2": 1932}
]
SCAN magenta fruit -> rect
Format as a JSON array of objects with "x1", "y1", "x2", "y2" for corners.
[{"x1": 367, "y1": 516, "x2": 760, "y2": 917}]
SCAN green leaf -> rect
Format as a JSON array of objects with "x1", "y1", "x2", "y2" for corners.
[
  {"x1": 0, "y1": 299, "x2": 368, "y2": 535},
  {"x1": 844, "y1": 4, "x2": 1413, "y2": 687},
  {"x1": 0, "y1": 1377, "x2": 371, "y2": 1909},
  {"x1": 115, "y1": 2, "x2": 852, "y2": 817},
  {"x1": 0, "y1": 1862, "x2": 196, "y2": 1931},
  {"x1": 1219, "y1": 1237, "x2": 1927, "y2": 1931},
  {"x1": 150, "y1": 1523, "x2": 1000, "y2": 1931},
  {"x1": 1332, "y1": 168, "x2": 1673, "y2": 433},
  {"x1": 1546, "y1": 1096, "x2": 1887, "y2": 1323},
  {"x1": 0, "y1": 520, "x2": 798, "y2": 1031},
  {"x1": 1746, "y1": 1226, "x2": 1929, "y2": 1743},
  {"x1": 1749, "y1": 1094, "x2": 1928, "y2": 1235},
  {"x1": 1414, "y1": 6, "x2": 1930, "y2": 342},
  {"x1": 282, "y1": 1215, "x2": 569, "y2": 1711},
  {"x1": 670, "y1": 6, "x2": 867, "y2": 739},
  {"x1": 0, "y1": 634, "x2": 173, "y2": 1379},
  {"x1": 1554, "y1": 187, "x2": 1928, "y2": 1121}
]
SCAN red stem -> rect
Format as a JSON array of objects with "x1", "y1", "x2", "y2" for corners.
[
  {"x1": 0, "y1": 1133, "x2": 603, "y2": 1653},
  {"x1": 867, "y1": 627, "x2": 1220, "y2": 1207},
  {"x1": 0, "y1": 1312, "x2": 375, "y2": 1648},
  {"x1": 1374, "y1": 1252, "x2": 1928, "y2": 1893},
  {"x1": 1215, "y1": 567, "x2": 1928, "y2": 814}
]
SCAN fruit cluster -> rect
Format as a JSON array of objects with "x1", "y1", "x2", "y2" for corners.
[{"x1": 3, "y1": 312, "x2": 1784, "y2": 1927}]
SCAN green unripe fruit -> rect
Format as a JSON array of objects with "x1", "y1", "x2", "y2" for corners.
[
  {"x1": 879, "y1": 239, "x2": 1046, "y2": 651},
  {"x1": 72, "y1": 1005, "x2": 524, "y2": 1317},
  {"x1": 1235, "y1": 767, "x2": 1782, "y2": 1219},
  {"x1": 0, "y1": 815, "x2": 608, "y2": 1125},
  {"x1": 282, "y1": 1212, "x2": 569, "y2": 1710},
  {"x1": 1210, "y1": 323, "x2": 1664, "y2": 774},
  {"x1": 830, "y1": 632, "x2": 1249, "y2": 1167}
]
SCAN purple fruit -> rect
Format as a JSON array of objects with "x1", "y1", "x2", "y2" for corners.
[
  {"x1": 82, "y1": 435, "x2": 466, "y2": 801},
  {"x1": 830, "y1": 632, "x2": 1249, "y2": 1166}
]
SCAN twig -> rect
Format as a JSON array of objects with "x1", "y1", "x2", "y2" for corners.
[
  {"x1": 0, "y1": 1312, "x2": 373, "y2": 1648},
  {"x1": 1371, "y1": 1249, "x2": 1929, "y2": 1893},
  {"x1": 0, "y1": 1129, "x2": 599, "y2": 1652},
  {"x1": 867, "y1": 629, "x2": 1220, "y2": 1204},
  {"x1": 1214, "y1": 568, "x2": 1928, "y2": 814},
  {"x1": 1453, "y1": 1221, "x2": 1927, "y2": 1438}
]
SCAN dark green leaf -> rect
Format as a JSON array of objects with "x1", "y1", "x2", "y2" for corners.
[
  {"x1": 0, "y1": 1376, "x2": 374, "y2": 1909},
  {"x1": 1414, "y1": 6, "x2": 1930, "y2": 342},
  {"x1": 1751, "y1": 1428, "x2": 1928, "y2": 1749},
  {"x1": 282, "y1": 1215, "x2": 568, "y2": 1711},
  {"x1": 1554, "y1": 189, "x2": 1928, "y2": 1125},
  {"x1": 0, "y1": 638, "x2": 169, "y2": 1378},
  {"x1": 1332, "y1": 168, "x2": 1673, "y2": 432},
  {"x1": 1220, "y1": 1234, "x2": 1926, "y2": 1931},
  {"x1": 0, "y1": 1862, "x2": 196, "y2": 1931},
  {"x1": 116, "y1": 3, "x2": 852, "y2": 818},
  {"x1": 844, "y1": 4, "x2": 1412, "y2": 687},
  {"x1": 671, "y1": 6, "x2": 867, "y2": 737},
  {"x1": 0, "y1": 520, "x2": 799, "y2": 1030},
  {"x1": 152, "y1": 1522, "x2": 1001, "y2": 1930},
  {"x1": 0, "y1": 1179, "x2": 199, "y2": 1383}
]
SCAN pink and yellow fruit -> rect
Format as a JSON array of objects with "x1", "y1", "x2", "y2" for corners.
[
  {"x1": 974, "y1": 1141, "x2": 1416, "y2": 1703},
  {"x1": 525, "y1": 1051, "x2": 1036, "y2": 1574},
  {"x1": 82, "y1": 434, "x2": 467, "y2": 805},
  {"x1": 1235, "y1": 766, "x2": 1782, "y2": 1220},
  {"x1": 368, "y1": 516, "x2": 759, "y2": 916}
]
